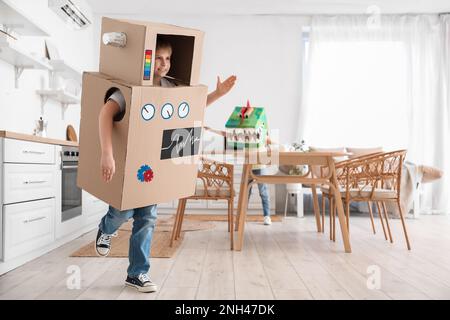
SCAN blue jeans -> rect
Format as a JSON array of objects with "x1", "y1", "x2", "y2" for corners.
[
  {"x1": 248, "y1": 168, "x2": 270, "y2": 217},
  {"x1": 99, "y1": 204, "x2": 157, "y2": 277}
]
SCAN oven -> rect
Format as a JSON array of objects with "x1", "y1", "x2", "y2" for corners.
[{"x1": 61, "y1": 146, "x2": 82, "y2": 222}]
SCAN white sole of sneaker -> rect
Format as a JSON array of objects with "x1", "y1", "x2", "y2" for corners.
[
  {"x1": 94, "y1": 241, "x2": 110, "y2": 257},
  {"x1": 125, "y1": 282, "x2": 158, "y2": 293}
]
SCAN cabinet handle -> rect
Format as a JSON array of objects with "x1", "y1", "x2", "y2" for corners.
[
  {"x1": 23, "y1": 216, "x2": 46, "y2": 223},
  {"x1": 23, "y1": 180, "x2": 47, "y2": 184},
  {"x1": 62, "y1": 165, "x2": 78, "y2": 169},
  {"x1": 22, "y1": 150, "x2": 45, "y2": 155}
]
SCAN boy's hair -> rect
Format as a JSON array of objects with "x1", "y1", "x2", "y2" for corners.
[{"x1": 156, "y1": 35, "x2": 172, "y2": 51}]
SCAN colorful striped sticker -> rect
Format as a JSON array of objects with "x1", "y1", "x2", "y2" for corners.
[{"x1": 143, "y1": 49, "x2": 152, "y2": 80}]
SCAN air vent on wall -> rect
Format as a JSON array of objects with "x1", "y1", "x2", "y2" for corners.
[{"x1": 48, "y1": 0, "x2": 91, "y2": 30}]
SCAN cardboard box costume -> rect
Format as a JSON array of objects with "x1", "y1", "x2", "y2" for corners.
[{"x1": 77, "y1": 18, "x2": 207, "y2": 210}]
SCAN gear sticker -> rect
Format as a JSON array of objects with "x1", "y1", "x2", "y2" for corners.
[{"x1": 137, "y1": 164, "x2": 154, "y2": 182}]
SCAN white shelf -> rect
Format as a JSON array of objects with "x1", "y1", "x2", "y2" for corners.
[
  {"x1": 0, "y1": 37, "x2": 51, "y2": 70},
  {"x1": 0, "y1": 35, "x2": 52, "y2": 88},
  {"x1": 37, "y1": 89, "x2": 80, "y2": 105},
  {"x1": 0, "y1": 0, "x2": 50, "y2": 36},
  {"x1": 48, "y1": 59, "x2": 82, "y2": 83},
  {"x1": 37, "y1": 89, "x2": 80, "y2": 119}
]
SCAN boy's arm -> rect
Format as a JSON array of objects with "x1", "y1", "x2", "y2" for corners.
[
  {"x1": 204, "y1": 126, "x2": 226, "y2": 137},
  {"x1": 98, "y1": 100, "x2": 120, "y2": 182},
  {"x1": 206, "y1": 75, "x2": 237, "y2": 107}
]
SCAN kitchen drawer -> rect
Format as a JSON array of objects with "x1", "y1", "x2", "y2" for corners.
[
  {"x1": 3, "y1": 163, "x2": 57, "y2": 204},
  {"x1": 3, "y1": 198, "x2": 55, "y2": 261},
  {"x1": 3, "y1": 139, "x2": 55, "y2": 164}
]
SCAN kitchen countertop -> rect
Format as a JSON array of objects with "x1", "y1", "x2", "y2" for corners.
[{"x1": 0, "y1": 130, "x2": 78, "y2": 147}]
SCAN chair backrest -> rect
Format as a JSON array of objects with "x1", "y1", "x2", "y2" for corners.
[
  {"x1": 195, "y1": 157, "x2": 234, "y2": 199},
  {"x1": 335, "y1": 150, "x2": 407, "y2": 200}
]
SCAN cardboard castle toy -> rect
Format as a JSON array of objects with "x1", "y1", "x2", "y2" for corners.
[
  {"x1": 225, "y1": 100, "x2": 268, "y2": 149},
  {"x1": 77, "y1": 17, "x2": 207, "y2": 210}
]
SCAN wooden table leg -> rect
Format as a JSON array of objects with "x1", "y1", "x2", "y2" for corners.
[
  {"x1": 235, "y1": 164, "x2": 252, "y2": 251},
  {"x1": 311, "y1": 184, "x2": 322, "y2": 233},
  {"x1": 329, "y1": 164, "x2": 352, "y2": 253}
]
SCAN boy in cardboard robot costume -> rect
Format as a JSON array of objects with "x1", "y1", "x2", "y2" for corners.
[{"x1": 78, "y1": 17, "x2": 236, "y2": 292}]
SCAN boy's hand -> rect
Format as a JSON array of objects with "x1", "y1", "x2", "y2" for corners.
[
  {"x1": 101, "y1": 152, "x2": 115, "y2": 182},
  {"x1": 216, "y1": 75, "x2": 237, "y2": 97}
]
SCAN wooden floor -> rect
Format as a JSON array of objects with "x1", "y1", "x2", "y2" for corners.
[{"x1": 1, "y1": 213, "x2": 450, "y2": 300}]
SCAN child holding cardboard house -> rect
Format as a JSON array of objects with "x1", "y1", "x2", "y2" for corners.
[
  {"x1": 208, "y1": 103, "x2": 273, "y2": 225},
  {"x1": 83, "y1": 19, "x2": 236, "y2": 293}
]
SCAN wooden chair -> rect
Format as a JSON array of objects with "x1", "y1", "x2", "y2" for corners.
[
  {"x1": 170, "y1": 156, "x2": 235, "y2": 249},
  {"x1": 322, "y1": 150, "x2": 411, "y2": 250},
  {"x1": 320, "y1": 152, "x2": 383, "y2": 240}
]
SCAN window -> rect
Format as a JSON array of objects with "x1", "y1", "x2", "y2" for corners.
[{"x1": 302, "y1": 33, "x2": 409, "y2": 150}]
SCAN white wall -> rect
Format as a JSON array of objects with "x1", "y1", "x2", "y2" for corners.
[
  {"x1": 0, "y1": 0, "x2": 95, "y2": 140},
  {"x1": 92, "y1": 14, "x2": 311, "y2": 145}
]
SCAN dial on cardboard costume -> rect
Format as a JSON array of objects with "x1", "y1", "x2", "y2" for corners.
[{"x1": 77, "y1": 18, "x2": 207, "y2": 211}]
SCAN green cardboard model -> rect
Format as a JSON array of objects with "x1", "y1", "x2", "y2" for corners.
[{"x1": 225, "y1": 100, "x2": 268, "y2": 149}]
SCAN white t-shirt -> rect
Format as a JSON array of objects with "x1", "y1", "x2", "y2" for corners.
[{"x1": 108, "y1": 77, "x2": 176, "y2": 120}]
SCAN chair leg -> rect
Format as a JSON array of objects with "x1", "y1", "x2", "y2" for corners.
[
  {"x1": 311, "y1": 185, "x2": 322, "y2": 233},
  {"x1": 331, "y1": 197, "x2": 336, "y2": 242},
  {"x1": 376, "y1": 201, "x2": 388, "y2": 241},
  {"x1": 176, "y1": 199, "x2": 187, "y2": 239},
  {"x1": 228, "y1": 200, "x2": 234, "y2": 250},
  {"x1": 367, "y1": 201, "x2": 376, "y2": 234},
  {"x1": 227, "y1": 200, "x2": 231, "y2": 233},
  {"x1": 170, "y1": 199, "x2": 183, "y2": 247},
  {"x1": 396, "y1": 200, "x2": 411, "y2": 250},
  {"x1": 345, "y1": 199, "x2": 350, "y2": 233},
  {"x1": 284, "y1": 191, "x2": 289, "y2": 218},
  {"x1": 327, "y1": 195, "x2": 332, "y2": 240},
  {"x1": 381, "y1": 202, "x2": 393, "y2": 243},
  {"x1": 321, "y1": 194, "x2": 325, "y2": 233}
]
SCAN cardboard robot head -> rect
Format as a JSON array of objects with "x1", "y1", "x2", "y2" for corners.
[{"x1": 99, "y1": 17, "x2": 204, "y2": 86}]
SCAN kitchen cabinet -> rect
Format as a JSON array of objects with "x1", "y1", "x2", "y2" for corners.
[
  {"x1": 3, "y1": 138, "x2": 55, "y2": 164},
  {"x1": 3, "y1": 198, "x2": 55, "y2": 261},
  {"x1": 1, "y1": 138, "x2": 58, "y2": 262},
  {"x1": 3, "y1": 163, "x2": 58, "y2": 204},
  {"x1": 82, "y1": 190, "x2": 108, "y2": 228}
]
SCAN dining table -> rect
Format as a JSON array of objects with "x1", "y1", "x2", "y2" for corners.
[{"x1": 203, "y1": 148, "x2": 352, "y2": 253}]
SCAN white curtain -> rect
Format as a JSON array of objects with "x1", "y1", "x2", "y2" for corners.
[{"x1": 300, "y1": 15, "x2": 450, "y2": 214}]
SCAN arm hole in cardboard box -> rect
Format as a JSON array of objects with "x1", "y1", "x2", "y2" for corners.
[{"x1": 104, "y1": 87, "x2": 126, "y2": 122}]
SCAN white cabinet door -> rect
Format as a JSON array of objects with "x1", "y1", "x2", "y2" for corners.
[
  {"x1": 3, "y1": 198, "x2": 55, "y2": 261},
  {"x1": 82, "y1": 191, "x2": 108, "y2": 227},
  {"x1": 3, "y1": 139, "x2": 55, "y2": 164},
  {"x1": 3, "y1": 163, "x2": 58, "y2": 204}
]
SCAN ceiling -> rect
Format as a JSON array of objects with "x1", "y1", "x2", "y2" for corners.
[{"x1": 86, "y1": 0, "x2": 450, "y2": 15}]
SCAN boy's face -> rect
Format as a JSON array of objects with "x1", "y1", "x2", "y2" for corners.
[{"x1": 154, "y1": 46, "x2": 172, "y2": 78}]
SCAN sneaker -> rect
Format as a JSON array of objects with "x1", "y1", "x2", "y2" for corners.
[
  {"x1": 95, "y1": 229, "x2": 113, "y2": 257},
  {"x1": 125, "y1": 274, "x2": 158, "y2": 293},
  {"x1": 263, "y1": 216, "x2": 272, "y2": 225}
]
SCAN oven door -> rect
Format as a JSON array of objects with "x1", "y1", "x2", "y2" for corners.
[{"x1": 61, "y1": 160, "x2": 82, "y2": 222}]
